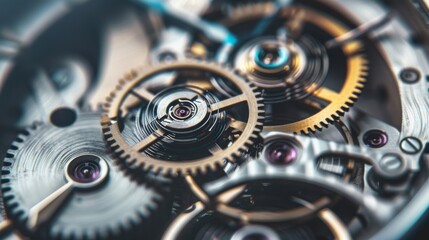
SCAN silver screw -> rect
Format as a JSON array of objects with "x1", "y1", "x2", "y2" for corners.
[
  {"x1": 380, "y1": 154, "x2": 403, "y2": 174},
  {"x1": 400, "y1": 137, "x2": 422, "y2": 154}
]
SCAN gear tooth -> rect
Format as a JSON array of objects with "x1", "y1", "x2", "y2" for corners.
[
  {"x1": 103, "y1": 103, "x2": 112, "y2": 112},
  {"x1": 359, "y1": 72, "x2": 368, "y2": 78},
  {"x1": 250, "y1": 133, "x2": 259, "y2": 140},
  {"x1": 160, "y1": 167, "x2": 170, "y2": 176},
  {"x1": 5, "y1": 151, "x2": 16, "y2": 159},
  {"x1": 300, "y1": 129, "x2": 309, "y2": 135},
  {"x1": 110, "y1": 91, "x2": 118, "y2": 98},
  {"x1": 118, "y1": 79, "x2": 126, "y2": 87},
  {"x1": 342, "y1": 102, "x2": 351, "y2": 108},
  {"x1": 356, "y1": 82, "x2": 365, "y2": 88},
  {"x1": 2, "y1": 158, "x2": 12, "y2": 166},
  {"x1": 201, "y1": 164, "x2": 211, "y2": 174},
  {"x1": 233, "y1": 152, "x2": 242, "y2": 160},
  {"x1": 239, "y1": 145, "x2": 248, "y2": 153},
  {"x1": 315, "y1": 124, "x2": 324, "y2": 131},
  {"x1": 211, "y1": 162, "x2": 223, "y2": 173},
  {"x1": 333, "y1": 112, "x2": 342, "y2": 119},
  {"x1": 198, "y1": 165, "x2": 207, "y2": 174},
  {"x1": 1, "y1": 178, "x2": 11, "y2": 185},
  {"x1": 352, "y1": 89, "x2": 362, "y2": 95},
  {"x1": 101, "y1": 115, "x2": 111, "y2": 125},
  {"x1": 110, "y1": 142, "x2": 120, "y2": 150},
  {"x1": 103, "y1": 131, "x2": 113, "y2": 139},
  {"x1": 1, "y1": 187, "x2": 13, "y2": 197},
  {"x1": 1, "y1": 166, "x2": 11, "y2": 173},
  {"x1": 125, "y1": 157, "x2": 136, "y2": 165},
  {"x1": 12, "y1": 207, "x2": 25, "y2": 219},
  {"x1": 136, "y1": 159, "x2": 145, "y2": 169},
  {"x1": 325, "y1": 117, "x2": 334, "y2": 124},
  {"x1": 14, "y1": 137, "x2": 24, "y2": 144},
  {"x1": 341, "y1": 105, "x2": 350, "y2": 112},
  {"x1": 121, "y1": 153, "x2": 131, "y2": 161},
  {"x1": 349, "y1": 95, "x2": 358, "y2": 101},
  {"x1": 214, "y1": 161, "x2": 223, "y2": 171},
  {"x1": 310, "y1": 127, "x2": 318, "y2": 134},
  {"x1": 320, "y1": 122, "x2": 329, "y2": 128},
  {"x1": 225, "y1": 155, "x2": 235, "y2": 163}
]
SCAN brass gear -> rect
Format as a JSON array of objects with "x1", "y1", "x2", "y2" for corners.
[
  {"x1": 217, "y1": 4, "x2": 368, "y2": 135},
  {"x1": 101, "y1": 60, "x2": 264, "y2": 176}
]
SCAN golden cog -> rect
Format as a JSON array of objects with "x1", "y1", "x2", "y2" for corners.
[
  {"x1": 222, "y1": 5, "x2": 369, "y2": 135},
  {"x1": 101, "y1": 60, "x2": 264, "y2": 176}
]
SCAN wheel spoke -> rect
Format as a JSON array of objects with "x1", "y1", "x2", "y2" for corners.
[
  {"x1": 131, "y1": 86, "x2": 155, "y2": 102},
  {"x1": 210, "y1": 94, "x2": 247, "y2": 112},
  {"x1": 134, "y1": 129, "x2": 164, "y2": 152},
  {"x1": 186, "y1": 79, "x2": 214, "y2": 90},
  {"x1": 312, "y1": 86, "x2": 338, "y2": 103}
]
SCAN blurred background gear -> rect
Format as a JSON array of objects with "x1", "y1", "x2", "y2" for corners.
[{"x1": 1, "y1": 112, "x2": 162, "y2": 239}]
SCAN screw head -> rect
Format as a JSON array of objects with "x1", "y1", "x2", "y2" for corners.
[
  {"x1": 400, "y1": 137, "x2": 422, "y2": 154},
  {"x1": 399, "y1": 68, "x2": 420, "y2": 84},
  {"x1": 379, "y1": 154, "x2": 404, "y2": 174}
]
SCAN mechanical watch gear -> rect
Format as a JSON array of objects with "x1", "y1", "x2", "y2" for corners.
[
  {"x1": 192, "y1": 4, "x2": 368, "y2": 134},
  {"x1": 101, "y1": 60, "x2": 264, "y2": 176},
  {"x1": 1, "y1": 112, "x2": 161, "y2": 239}
]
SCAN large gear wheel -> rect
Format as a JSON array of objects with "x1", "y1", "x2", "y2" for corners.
[
  {"x1": 200, "y1": 4, "x2": 368, "y2": 135},
  {"x1": 1, "y1": 112, "x2": 162, "y2": 239},
  {"x1": 101, "y1": 60, "x2": 264, "y2": 176}
]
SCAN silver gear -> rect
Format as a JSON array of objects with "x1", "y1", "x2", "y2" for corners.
[{"x1": 1, "y1": 112, "x2": 162, "y2": 239}]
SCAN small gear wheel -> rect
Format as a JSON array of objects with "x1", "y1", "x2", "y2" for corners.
[
  {"x1": 1, "y1": 112, "x2": 162, "y2": 239},
  {"x1": 101, "y1": 60, "x2": 264, "y2": 176}
]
